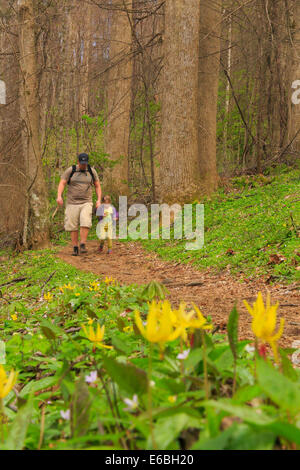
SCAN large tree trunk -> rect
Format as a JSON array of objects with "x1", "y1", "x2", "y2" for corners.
[
  {"x1": 0, "y1": 6, "x2": 25, "y2": 248},
  {"x1": 266, "y1": 0, "x2": 291, "y2": 155},
  {"x1": 291, "y1": 0, "x2": 300, "y2": 153},
  {"x1": 18, "y1": 0, "x2": 50, "y2": 249},
  {"x1": 104, "y1": 0, "x2": 133, "y2": 196},
  {"x1": 158, "y1": 0, "x2": 202, "y2": 204},
  {"x1": 223, "y1": 10, "x2": 232, "y2": 164},
  {"x1": 79, "y1": 3, "x2": 93, "y2": 117},
  {"x1": 197, "y1": 0, "x2": 221, "y2": 194}
]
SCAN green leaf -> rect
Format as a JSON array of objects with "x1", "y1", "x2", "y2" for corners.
[
  {"x1": 20, "y1": 376, "x2": 57, "y2": 398},
  {"x1": 133, "y1": 322, "x2": 141, "y2": 336},
  {"x1": 116, "y1": 317, "x2": 126, "y2": 332},
  {"x1": 226, "y1": 425, "x2": 275, "y2": 450},
  {"x1": 227, "y1": 304, "x2": 239, "y2": 361},
  {"x1": 40, "y1": 319, "x2": 65, "y2": 340},
  {"x1": 154, "y1": 413, "x2": 202, "y2": 449},
  {"x1": 192, "y1": 424, "x2": 236, "y2": 450},
  {"x1": 212, "y1": 347, "x2": 234, "y2": 372},
  {"x1": 203, "y1": 400, "x2": 275, "y2": 426},
  {"x1": 41, "y1": 326, "x2": 56, "y2": 340},
  {"x1": 70, "y1": 375, "x2": 92, "y2": 438},
  {"x1": 157, "y1": 377, "x2": 186, "y2": 395},
  {"x1": 151, "y1": 406, "x2": 203, "y2": 421},
  {"x1": 102, "y1": 356, "x2": 147, "y2": 396},
  {"x1": 85, "y1": 307, "x2": 99, "y2": 320},
  {"x1": 279, "y1": 349, "x2": 298, "y2": 382},
  {"x1": 206, "y1": 406, "x2": 223, "y2": 438},
  {"x1": 256, "y1": 357, "x2": 300, "y2": 412},
  {"x1": 3, "y1": 397, "x2": 34, "y2": 450},
  {"x1": 233, "y1": 384, "x2": 263, "y2": 403},
  {"x1": 193, "y1": 423, "x2": 275, "y2": 450},
  {"x1": 112, "y1": 335, "x2": 133, "y2": 355},
  {"x1": 142, "y1": 281, "x2": 168, "y2": 301},
  {"x1": 184, "y1": 348, "x2": 203, "y2": 370},
  {"x1": 148, "y1": 283, "x2": 155, "y2": 300},
  {"x1": 265, "y1": 421, "x2": 300, "y2": 446}
]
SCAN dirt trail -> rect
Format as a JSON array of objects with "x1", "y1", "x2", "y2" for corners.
[{"x1": 57, "y1": 240, "x2": 300, "y2": 347}]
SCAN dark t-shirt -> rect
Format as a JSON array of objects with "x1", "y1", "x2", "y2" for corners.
[{"x1": 61, "y1": 165, "x2": 99, "y2": 205}]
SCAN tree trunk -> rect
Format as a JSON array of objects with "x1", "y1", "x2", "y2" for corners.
[
  {"x1": 0, "y1": 9, "x2": 25, "y2": 248},
  {"x1": 18, "y1": 0, "x2": 50, "y2": 249},
  {"x1": 223, "y1": 11, "x2": 232, "y2": 164},
  {"x1": 158, "y1": 0, "x2": 202, "y2": 204},
  {"x1": 197, "y1": 0, "x2": 221, "y2": 194},
  {"x1": 79, "y1": 3, "x2": 93, "y2": 117},
  {"x1": 104, "y1": 0, "x2": 133, "y2": 196},
  {"x1": 291, "y1": 0, "x2": 300, "y2": 153}
]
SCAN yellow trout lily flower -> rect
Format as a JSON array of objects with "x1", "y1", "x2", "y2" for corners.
[
  {"x1": 123, "y1": 326, "x2": 134, "y2": 333},
  {"x1": 89, "y1": 281, "x2": 100, "y2": 292},
  {"x1": 81, "y1": 324, "x2": 112, "y2": 349},
  {"x1": 44, "y1": 292, "x2": 53, "y2": 302},
  {"x1": 243, "y1": 292, "x2": 284, "y2": 362},
  {"x1": 172, "y1": 302, "x2": 212, "y2": 341},
  {"x1": 59, "y1": 283, "x2": 76, "y2": 293},
  {"x1": 0, "y1": 365, "x2": 18, "y2": 399},
  {"x1": 168, "y1": 395, "x2": 177, "y2": 403},
  {"x1": 135, "y1": 300, "x2": 183, "y2": 348},
  {"x1": 11, "y1": 314, "x2": 18, "y2": 321},
  {"x1": 90, "y1": 281, "x2": 98, "y2": 287}
]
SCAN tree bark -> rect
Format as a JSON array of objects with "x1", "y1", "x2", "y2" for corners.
[
  {"x1": 158, "y1": 0, "x2": 202, "y2": 204},
  {"x1": 197, "y1": 0, "x2": 221, "y2": 194},
  {"x1": 291, "y1": 0, "x2": 300, "y2": 153},
  {"x1": 223, "y1": 11, "x2": 232, "y2": 164},
  {"x1": 104, "y1": 0, "x2": 133, "y2": 196},
  {"x1": 18, "y1": 0, "x2": 50, "y2": 249}
]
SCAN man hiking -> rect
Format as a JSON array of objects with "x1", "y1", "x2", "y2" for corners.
[{"x1": 57, "y1": 153, "x2": 102, "y2": 256}]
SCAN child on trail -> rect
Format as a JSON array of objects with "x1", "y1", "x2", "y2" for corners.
[{"x1": 96, "y1": 195, "x2": 118, "y2": 254}]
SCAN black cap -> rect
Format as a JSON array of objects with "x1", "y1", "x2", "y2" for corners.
[{"x1": 78, "y1": 153, "x2": 89, "y2": 164}]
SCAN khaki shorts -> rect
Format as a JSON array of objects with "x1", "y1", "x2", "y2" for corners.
[{"x1": 64, "y1": 203, "x2": 93, "y2": 232}]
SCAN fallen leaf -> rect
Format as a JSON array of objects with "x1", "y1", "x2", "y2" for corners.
[{"x1": 268, "y1": 254, "x2": 286, "y2": 265}]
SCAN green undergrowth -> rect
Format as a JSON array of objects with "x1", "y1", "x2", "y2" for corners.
[
  {"x1": 137, "y1": 166, "x2": 300, "y2": 284},
  {"x1": 50, "y1": 166, "x2": 299, "y2": 284},
  {"x1": 0, "y1": 250, "x2": 300, "y2": 449}
]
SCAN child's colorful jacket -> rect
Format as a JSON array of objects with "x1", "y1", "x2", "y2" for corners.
[{"x1": 96, "y1": 204, "x2": 118, "y2": 226}]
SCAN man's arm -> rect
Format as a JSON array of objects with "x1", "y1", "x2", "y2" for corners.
[
  {"x1": 94, "y1": 181, "x2": 102, "y2": 209},
  {"x1": 57, "y1": 179, "x2": 67, "y2": 206}
]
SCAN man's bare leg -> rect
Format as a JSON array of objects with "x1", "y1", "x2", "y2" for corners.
[
  {"x1": 70, "y1": 231, "x2": 79, "y2": 256},
  {"x1": 80, "y1": 227, "x2": 89, "y2": 244},
  {"x1": 71, "y1": 231, "x2": 79, "y2": 246},
  {"x1": 79, "y1": 227, "x2": 89, "y2": 253}
]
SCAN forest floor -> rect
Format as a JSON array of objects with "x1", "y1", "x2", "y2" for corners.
[
  {"x1": 1, "y1": 167, "x2": 299, "y2": 450},
  {"x1": 57, "y1": 239, "x2": 300, "y2": 348}
]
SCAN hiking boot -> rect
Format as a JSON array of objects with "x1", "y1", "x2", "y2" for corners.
[
  {"x1": 72, "y1": 246, "x2": 79, "y2": 257},
  {"x1": 80, "y1": 243, "x2": 88, "y2": 254},
  {"x1": 98, "y1": 245, "x2": 104, "y2": 253},
  {"x1": 107, "y1": 249, "x2": 112, "y2": 254}
]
